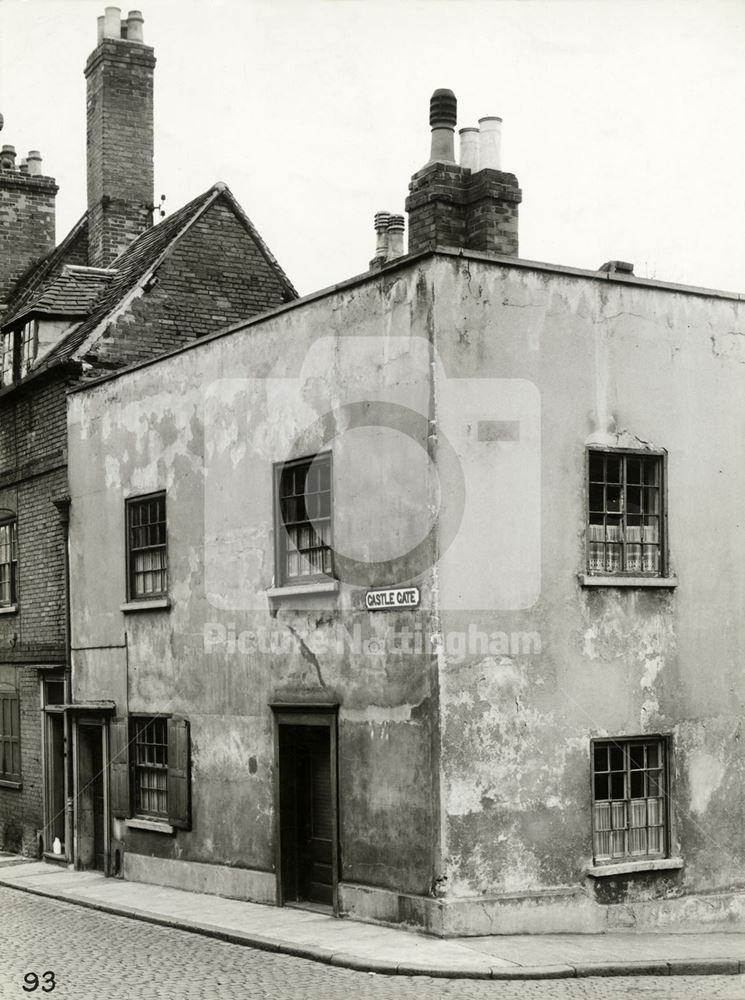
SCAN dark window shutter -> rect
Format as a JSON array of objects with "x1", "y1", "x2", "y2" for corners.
[
  {"x1": 167, "y1": 717, "x2": 191, "y2": 830},
  {"x1": 109, "y1": 717, "x2": 130, "y2": 819}
]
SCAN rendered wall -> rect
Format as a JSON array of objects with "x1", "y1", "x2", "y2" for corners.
[
  {"x1": 429, "y1": 254, "x2": 745, "y2": 930},
  {"x1": 68, "y1": 266, "x2": 443, "y2": 898}
]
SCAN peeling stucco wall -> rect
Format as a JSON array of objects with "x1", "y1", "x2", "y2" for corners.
[
  {"x1": 68, "y1": 266, "x2": 444, "y2": 896},
  {"x1": 68, "y1": 251, "x2": 745, "y2": 925},
  {"x1": 431, "y1": 255, "x2": 745, "y2": 910}
]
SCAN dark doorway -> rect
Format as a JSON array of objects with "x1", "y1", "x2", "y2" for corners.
[
  {"x1": 278, "y1": 721, "x2": 337, "y2": 908},
  {"x1": 45, "y1": 713, "x2": 66, "y2": 851},
  {"x1": 77, "y1": 724, "x2": 105, "y2": 871}
]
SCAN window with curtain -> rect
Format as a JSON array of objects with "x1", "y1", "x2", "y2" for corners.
[
  {"x1": 276, "y1": 454, "x2": 333, "y2": 585},
  {"x1": 588, "y1": 450, "x2": 664, "y2": 575},
  {"x1": 132, "y1": 716, "x2": 168, "y2": 819},
  {"x1": 592, "y1": 738, "x2": 667, "y2": 863},
  {"x1": 126, "y1": 493, "x2": 167, "y2": 600}
]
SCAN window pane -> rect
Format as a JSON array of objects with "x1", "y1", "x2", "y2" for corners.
[
  {"x1": 643, "y1": 460, "x2": 660, "y2": 486},
  {"x1": 593, "y1": 745, "x2": 608, "y2": 772},
  {"x1": 648, "y1": 769, "x2": 664, "y2": 798},
  {"x1": 610, "y1": 772, "x2": 625, "y2": 799},
  {"x1": 609, "y1": 746, "x2": 624, "y2": 771},
  {"x1": 626, "y1": 458, "x2": 642, "y2": 484},
  {"x1": 594, "y1": 773, "x2": 609, "y2": 800},
  {"x1": 643, "y1": 487, "x2": 660, "y2": 515},
  {"x1": 589, "y1": 485, "x2": 604, "y2": 512},
  {"x1": 589, "y1": 452, "x2": 605, "y2": 482},
  {"x1": 606, "y1": 486, "x2": 622, "y2": 513},
  {"x1": 626, "y1": 486, "x2": 642, "y2": 515},
  {"x1": 630, "y1": 770, "x2": 644, "y2": 798},
  {"x1": 606, "y1": 456, "x2": 622, "y2": 483}
]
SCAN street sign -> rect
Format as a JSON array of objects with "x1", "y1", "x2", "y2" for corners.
[{"x1": 365, "y1": 586, "x2": 420, "y2": 611}]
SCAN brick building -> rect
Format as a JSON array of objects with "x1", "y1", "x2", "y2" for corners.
[
  {"x1": 0, "y1": 7, "x2": 295, "y2": 861},
  {"x1": 65, "y1": 90, "x2": 745, "y2": 933}
]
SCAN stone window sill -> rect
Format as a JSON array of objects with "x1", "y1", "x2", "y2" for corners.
[
  {"x1": 120, "y1": 597, "x2": 171, "y2": 613},
  {"x1": 0, "y1": 604, "x2": 18, "y2": 616},
  {"x1": 0, "y1": 779, "x2": 22, "y2": 790},
  {"x1": 266, "y1": 581, "x2": 339, "y2": 599},
  {"x1": 578, "y1": 574, "x2": 677, "y2": 589},
  {"x1": 126, "y1": 818, "x2": 175, "y2": 835},
  {"x1": 586, "y1": 857, "x2": 683, "y2": 878}
]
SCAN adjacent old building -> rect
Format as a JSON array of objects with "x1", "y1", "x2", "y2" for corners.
[
  {"x1": 65, "y1": 91, "x2": 745, "y2": 933},
  {"x1": 0, "y1": 7, "x2": 295, "y2": 863}
]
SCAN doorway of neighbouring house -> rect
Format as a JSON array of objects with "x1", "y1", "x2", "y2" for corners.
[
  {"x1": 278, "y1": 717, "x2": 337, "y2": 909},
  {"x1": 76, "y1": 723, "x2": 106, "y2": 871}
]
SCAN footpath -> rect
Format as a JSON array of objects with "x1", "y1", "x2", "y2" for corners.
[{"x1": 2, "y1": 855, "x2": 745, "y2": 980}]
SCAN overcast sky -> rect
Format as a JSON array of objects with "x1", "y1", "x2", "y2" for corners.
[{"x1": 1, "y1": 0, "x2": 744, "y2": 297}]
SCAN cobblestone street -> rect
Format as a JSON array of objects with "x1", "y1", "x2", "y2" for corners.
[{"x1": 0, "y1": 888, "x2": 744, "y2": 1000}]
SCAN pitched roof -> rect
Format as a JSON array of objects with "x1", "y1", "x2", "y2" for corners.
[
  {"x1": 2, "y1": 214, "x2": 89, "y2": 328},
  {"x1": 1, "y1": 181, "x2": 298, "y2": 389},
  {"x1": 43, "y1": 181, "x2": 298, "y2": 368},
  {"x1": 4, "y1": 265, "x2": 115, "y2": 326}
]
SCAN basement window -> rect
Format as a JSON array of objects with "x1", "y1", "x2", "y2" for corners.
[
  {"x1": 592, "y1": 737, "x2": 668, "y2": 864},
  {"x1": 275, "y1": 454, "x2": 333, "y2": 585},
  {"x1": 126, "y1": 492, "x2": 168, "y2": 600},
  {"x1": 587, "y1": 450, "x2": 665, "y2": 576},
  {"x1": 0, "y1": 516, "x2": 18, "y2": 607}
]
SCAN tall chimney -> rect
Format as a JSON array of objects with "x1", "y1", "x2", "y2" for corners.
[
  {"x1": 406, "y1": 90, "x2": 522, "y2": 258},
  {"x1": 85, "y1": 7, "x2": 155, "y2": 267},
  {"x1": 0, "y1": 130, "x2": 57, "y2": 308}
]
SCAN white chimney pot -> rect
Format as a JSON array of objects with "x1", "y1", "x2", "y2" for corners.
[
  {"x1": 126, "y1": 10, "x2": 144, "y2": 42},
  {"x1": 478, "y1": 116, "x2": 502, "y2": 171},
  {"x1": 27, "y1": 150, "x2": 42, "y2": 176},
  {"x1": 459, "y1": 127, "x2": 480, "y2": 171},
  {"x1": 103, "y1": 6, "x2": 122, "y2": 39}
]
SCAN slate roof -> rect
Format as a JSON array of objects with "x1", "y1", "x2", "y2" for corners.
[
  {"x1": 43, "y1": 182, "x2": 297, "y2": 367},
  {"x1": 5, "y1": 266, "x2": 115, "y2": 326},
  {"x1": 1, "y1": 181, "x2": 298, "y2": 383},
  {"x1": 2, "y1": 214, "x2": 90, "y2": 328}
]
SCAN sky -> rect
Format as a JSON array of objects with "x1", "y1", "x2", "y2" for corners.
[{"x1": 1, "y1": 0, "x2": 744, "y2": 297}]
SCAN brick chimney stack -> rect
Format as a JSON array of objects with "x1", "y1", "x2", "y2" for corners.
[
  {"x1": 405, "y1": 90, "x2": 522, "y2": 258},
  {"x1": 85, "y1": 7, "x2": 155, "y2": 268},
  {"x1": 0, "y1": 124, "x2": 58, "y2": 309}
]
